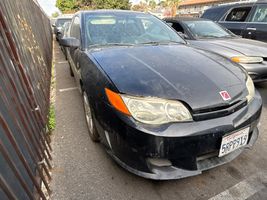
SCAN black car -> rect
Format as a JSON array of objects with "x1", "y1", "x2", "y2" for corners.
[
  {"x1": 202, "y1": 0, "x2": 267, "y2": 43},
  {"x1": 164, "y1": 17, "x2": 267, "y2": 83},
  {"x1": 60, "y1": 10, "x2": 262, "y2": 180}
]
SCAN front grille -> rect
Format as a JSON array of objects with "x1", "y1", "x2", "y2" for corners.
[{"x1": 193, "y1": 99, "x2": 247, "y2": 121}]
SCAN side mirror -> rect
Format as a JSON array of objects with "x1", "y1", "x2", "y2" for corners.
[
  {"x1": 59, "y1": 37, "x2": 80, "y2": 48},
  {"x1": 166, "y1": 22, "x2": 173, "y2": 27},
  {"x1": 178, "y1": 32, "x2": 189, "y2": 40},
  {"x1": 57, "y1": 30, "x2": 63, "y2": 35}
]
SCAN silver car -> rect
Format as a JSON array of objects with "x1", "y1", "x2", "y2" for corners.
[{"x1": 164, "y1": 17, "x2": 267, "y2": 83}]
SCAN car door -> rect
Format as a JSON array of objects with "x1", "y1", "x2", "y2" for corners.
[
  {"x1": 69, "y1": 15, "x2": 82, "y2": 88},
  {"x1": 243, "y1": 4, "x2": 267, "y2": 42},
  {"x1": 219, "y1": 5, "x2": 253, "y2": 36}
]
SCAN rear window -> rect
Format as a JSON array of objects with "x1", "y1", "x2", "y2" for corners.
[
  {"x1": 225, "y1": 7, "x2": 252, "y2": 22},
  {"x1": 56, "y1": 18, "x2": 72, "y2": 27}
]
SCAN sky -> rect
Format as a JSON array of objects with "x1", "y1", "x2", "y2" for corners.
[
  {"x1": 37, "y1": 0, "x2": 60, "y2": 16},
  {"x1": 37, "y1": 0, "x2": 158, "y2": 16}
]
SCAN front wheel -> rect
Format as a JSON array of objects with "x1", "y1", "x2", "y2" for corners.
[{"x1": 83, "y1": 91, "x2": 100, "y2": 142}]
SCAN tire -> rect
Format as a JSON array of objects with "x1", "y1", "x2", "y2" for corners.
[
  {"x1": 83, "y1": 91, "x2": 100, "y2": 142},
  {"x1": 69, "y1": 65, "x2": 74, "y2": 77}
]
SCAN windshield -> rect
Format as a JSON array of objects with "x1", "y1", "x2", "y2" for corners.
[
  {"x1": 84, "y1": 12, "x2": 185, "y2": 47},
  {"x1": 184, "y1": 20, "x2": 234, "y2": 39},
  {"x1": 56, "y1": 18, "x2": 72, "y2": 27}
]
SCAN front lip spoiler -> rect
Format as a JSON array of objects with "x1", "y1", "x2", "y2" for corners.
[{"x1": 107, "y1": 128, "x2": 259, "y2": 180}]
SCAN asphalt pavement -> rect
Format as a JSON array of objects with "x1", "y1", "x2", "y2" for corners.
[{"x1": 51, "y1": 42, "x2": 267, "y2": 200}]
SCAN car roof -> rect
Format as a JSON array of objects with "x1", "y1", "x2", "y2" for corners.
[
  {"x1": 75, "y1": 9, "x2": 146, "y2": 15},
  {"x1": 207, "y1": 1, "x2": 267, "y2": 11},
  {"x1": 165, "y1": 17, "x2": 212, "y2": 22}
]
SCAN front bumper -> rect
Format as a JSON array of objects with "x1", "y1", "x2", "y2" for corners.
[
  {"x1": 107, "y1": 127, "x2": 259, "y2": 180},
  {"x1": 242, "y1": 62, "x2": 267, "y2": 83},
  {"x1": 95, "y1": 91, "x2": 262, "y2": 180}
]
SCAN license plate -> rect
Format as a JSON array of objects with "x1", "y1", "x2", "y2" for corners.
[{"x1": 219, "y1": 127, "x2": 250, "y2": 157}]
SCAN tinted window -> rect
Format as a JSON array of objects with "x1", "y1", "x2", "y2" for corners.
[
  {"x1": 171, "y1": 22, "x2": 185, "y2": 33},
  {"x1": 202, "y1": 7, "x2": 226, "y2": 21},
  {"x1": 225, "y1": 7, "x2": 252, "y2": 22},
  {"x1": 184, "y1": 20, "x2": 233, "y2": 38},
  {"x1": 84, "y1": 13, "x2": 184, "y2": 47},
  {"x1": 251, "y1": 5, "x2": 267, "y2": 22},
  {"x1": 70, "y1": 16, "x2": 80, "y2": 40}
]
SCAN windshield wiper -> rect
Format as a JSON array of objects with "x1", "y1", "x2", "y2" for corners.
[
  {"x1": 199, "y1": 35, "x2": 219, "y2": 38},
  {"x1": 199, "y1": 34, "x2": 233, "y2": 39},
  {"x1": 140, "y1": 41, "x2": 182, "y2": 45},
  {"x1": 88, "y1": 43, "x2": 135, "y2": 48}
]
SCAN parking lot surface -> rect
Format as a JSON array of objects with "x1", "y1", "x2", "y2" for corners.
[{"x1": 51, "y1": 42, "x2": 267, "y2": 200}]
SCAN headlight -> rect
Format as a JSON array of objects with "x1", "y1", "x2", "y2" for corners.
[
  {"x1": 121, "y1": 96, "x2": 192, "y2": 124},
  {"x1": 246, "y1": 76, "x2": 255, "y2": 103},
  {"x1": 231, "y1": 56, "x2": 263, "y2": 64},
  {"x1": 105, "y1": 88, "x2": 192, "y2": 125}
]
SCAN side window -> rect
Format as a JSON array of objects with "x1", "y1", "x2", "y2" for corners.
[
  {"x1": 70, "y1": 16, "x2": 80, "y2": 40},
  {"x1": 225, "y1": 7, "x2": 252, "y2": 22},
  {"x1": 171, "y1": 22, "x2": 185, "y2": 33},
  {"x1": 251, "y1": 5, "x2": 267, "y2": 22}
]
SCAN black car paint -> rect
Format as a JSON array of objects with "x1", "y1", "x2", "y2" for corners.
[
  {"x1": 201, "y1": 2, "x2": 267, "y2": 43},
  {"x1": 91, "y1": 45, "x2": 248, "y2": 111},
  {"x1": 63, "y1": 10, "x2": 262, "y2": 179}
]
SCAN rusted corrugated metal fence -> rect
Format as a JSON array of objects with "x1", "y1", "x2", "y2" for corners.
[{"x1": 0, "y1": 0, "x2": 52, "y2": 199}]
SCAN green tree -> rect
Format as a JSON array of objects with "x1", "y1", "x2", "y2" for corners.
[
  {"x1": 56, "y1": 0, "x2": 78, "y2": 13},
  {"x1": 148, "y1": 0, "x2": 157, "y2": 10},
  {"x1": 132, "y1": 2, "x2": 147, "y2": 11},
  {"x1": 56, "y1": 0, "x2": 130, "y2": 12},
  {"x1": 158, "y1": 1, "x2": 168, "y2": 8},
  {"x1": 91, "y1": 0, "x2": 130, "y2": 10},
  {"x1": 52, "y1": 11, "x2": 60, "y2": 18}
]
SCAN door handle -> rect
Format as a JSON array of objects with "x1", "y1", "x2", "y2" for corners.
[{"x1": 246, "y1": 27, "x2": 257, "y2": 31}]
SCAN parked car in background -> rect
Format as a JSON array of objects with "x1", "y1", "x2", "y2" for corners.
[
  {"x1": 50, "y1": 18, "x2": 56, "y2": 28},
  {"x1": 59, "y1": 21, "x2": 71, "y2": 59},
  {"x1": 60, "y1": 10, "x2": 262, "y2": 180},
  {"x1": 52, "y1": 15, "x2": 73, "y2": 41},
  {"x1": 201, "y1": 1, "x2": 267, "y2": 43},
  {"x1": 164, "y1": 17, "x2": 267, "y2": 83}
]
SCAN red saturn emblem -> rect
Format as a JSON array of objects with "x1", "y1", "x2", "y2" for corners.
[{"x1": 220, "y1": 91, "x2": 231, "y2": 101}]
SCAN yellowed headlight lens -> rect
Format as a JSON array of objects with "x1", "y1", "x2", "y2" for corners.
[{"x1": 231, "y1": 56, "x2": 263, "y2": 64}]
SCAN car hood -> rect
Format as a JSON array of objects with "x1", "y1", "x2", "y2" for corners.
[
  {"x1": 89, "y1": 45, "x2": 247, "y2": 111},
  {"x1": 189, "y1": 38, "x2": 267, "y2": 58}
]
